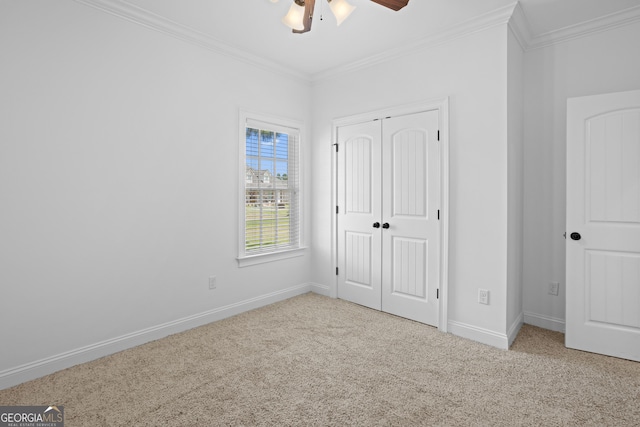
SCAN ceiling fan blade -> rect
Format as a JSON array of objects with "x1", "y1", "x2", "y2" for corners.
[
  {"x1": 293, "y1": 0, "x2": 315, "y2": 34},
  {"x1": 370, "y1": 0, "x2": 409, "y2": 11}
]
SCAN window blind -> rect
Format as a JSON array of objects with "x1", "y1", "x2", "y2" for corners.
[{"x1": 244, "y1": 121, "x2": 300, "y2": 255}]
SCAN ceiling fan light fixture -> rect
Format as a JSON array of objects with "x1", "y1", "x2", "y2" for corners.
[
  {"x1": 327, "y1": 0, "x2": 356, "y2": 26},
  {"x1": 282, "y1": 0, "x2": 306, "y2": 31}
]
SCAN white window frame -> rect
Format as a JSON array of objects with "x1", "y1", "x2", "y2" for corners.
[{"x1": 237, "y1": 109, "x2": 305, "y2": 267}]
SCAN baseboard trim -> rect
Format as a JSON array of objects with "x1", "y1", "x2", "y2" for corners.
[
  {"x1": 523, "y1": 311, "x2": 566, "y2": 333},
  {"x1": 309, "y1": 282, "x2": 331, "y2": 297},
  {"x1": 508, "y1": 313, "x2": 524, "y2": 347},
  {"x1": 448, "y1": 320, "x2": 509, "y2": 350},
  {"x1": 0, "y1": 283, "x2": 313, "y2": 391}
]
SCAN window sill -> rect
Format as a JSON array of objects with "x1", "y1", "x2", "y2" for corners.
[{"x1": 237, "y1": 247, "x2": 307, "y2": 268}]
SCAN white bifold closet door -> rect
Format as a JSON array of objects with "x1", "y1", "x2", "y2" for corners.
[{"x1": 337, "y1": 110, "x2": 440, "y2": 326}]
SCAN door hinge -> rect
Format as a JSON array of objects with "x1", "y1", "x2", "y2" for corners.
[
  {"x1": 437, "y1": 130, "x2": 440, "y2": 141},
  {"x1": 336, "y1": 206, "x2": 339, "y2": 214},
  {"x1": 336, "y1": 267, "x2": 339, "y2": 275},
  {"x1": 437, "y1": 289, "x2": 439, "y2": 299},
  {"x1": 437, "y1": 209, "x2": 440, "y2": 220},
  {"x1": 334, "y1": 143, "x2": 338, "y2": 152}
]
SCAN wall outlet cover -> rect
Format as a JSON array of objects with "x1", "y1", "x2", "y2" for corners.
[{"x1": 478, "y1": 289, "x2": 489, "y2": 305}]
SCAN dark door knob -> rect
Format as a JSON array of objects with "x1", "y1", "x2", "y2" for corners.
[
  {"x1": 382, "y1": 223, "x2": 390, "y2": 229},
  {"x1": 570, "y1": 232, "x2": 581, "y2": 241},
  {"x1": 373, "y1": 222, "x2": 380, "y2": 228}
]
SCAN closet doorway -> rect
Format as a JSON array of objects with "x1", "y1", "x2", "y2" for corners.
[{"x1": 333, "y1": 103, "x2": 448, "y2": 328}]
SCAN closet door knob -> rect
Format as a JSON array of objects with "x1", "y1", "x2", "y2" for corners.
[
  {"x1": 382, "y1": 223, "x2": 390, "y2": 229},
  {"x1": 570, "y1": 232, "x2": 581, "y2": 241},
  {"x1": 373, "y1": 222, "x2": 381, "y2": 228}
]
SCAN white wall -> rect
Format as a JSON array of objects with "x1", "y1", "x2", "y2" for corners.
[
  {"x1": 522, "y1": 20, "x2": 640, "y2": 331},
  {"x1": 7, "y1": 0, "x2": 635, "y2": 389},
  {"x1": 507, "y1": 27, "x2": 525, "y2": 343},
  {"x1": 311, "y1": 26, "x2": 512, "y2": 344},
  {"x1": 0, "y1": 0, "x2": 312, "y2": 383}
]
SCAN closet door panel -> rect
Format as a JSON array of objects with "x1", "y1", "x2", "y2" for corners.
[
  {"x1": 392, "y1": 130, "x2": 427, "y2": 218},
  {"x1": 337, "y1": 121, "x2": 382, "y2": 310},
  {"x1": 382, "y1": 111, "x2": 440, "y2": 326}
]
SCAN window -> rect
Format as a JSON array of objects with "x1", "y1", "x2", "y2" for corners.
[{"x1": 238, "y1": 111, "x2": 303, "y2": 266}]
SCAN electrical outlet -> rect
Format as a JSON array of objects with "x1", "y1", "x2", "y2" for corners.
[
  {"x1": 478, "y1": 289, "x2": 489, "y2": 305},
  {"x1": 209, "y1": 276, "x2": 217, "y2": 290},
  {"x1": 549, "y1": 282, "x2": 560, "y2": 296}
]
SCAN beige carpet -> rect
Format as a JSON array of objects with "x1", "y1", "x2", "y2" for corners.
[{"x1": 1, "y1": 293, "x2": 639, "y2": 426}]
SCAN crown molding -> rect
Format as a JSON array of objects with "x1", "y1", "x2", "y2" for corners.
[
  {"x1": 73, "y1": 0, "x2": 312, "y2": 85},
  {"x1": 526, "y1": 4, "x2": 640, "y2": 51},
  {"x1": 311, "y1": 3, "x2": 518, "y2": 83},
  {"x1": 508, "y1": 2, "x2": 532, "y2": 51},
  {"x1": 72, "y1": 0, "x2": 640, "y2": 83}
]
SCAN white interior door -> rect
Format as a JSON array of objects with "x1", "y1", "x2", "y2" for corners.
[
  {"x1": 337, "y1": 120, "x2": 382, "y2": 311},
  {"x1": 337, "y1": 110, "x2": 440, "y2": 326},
  {"x1": 382, "y1": 111, "x2": 440, "y2": 326},
  {"x1": 566, "y1": 89, "x2": 640, "y2": 361}
]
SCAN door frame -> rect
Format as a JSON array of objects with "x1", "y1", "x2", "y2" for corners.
[{"x1": 331, "y1": 98, "x2": 450, "y2": 332}]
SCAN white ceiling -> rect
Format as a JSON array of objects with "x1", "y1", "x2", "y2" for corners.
[{"x1": 122, "y1": 0, "x2": 640, "y2": 77}]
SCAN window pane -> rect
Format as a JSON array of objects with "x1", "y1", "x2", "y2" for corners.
[
  {"x1": 260, "y1": 159, "x2": 274, "y2": 187},
  {"x1": 276, "y1": 161, "x2": 288, "y2": 187},
  {"x1": 246, "y1": 158, "x2": 259, "y2": 170},
  {"x1": 276, "y1": 133, "x2": 289, "y2": 159},
  {"x1": 246, "y1": 158, "x2": 258, "y2": 186},
  {"x1": 276, "y1": 191, "x2": 291, "y2": 245},
  {"x1": 246, "y1": 128, "x2": 259, "y2": 156},
  {"x1": 245, "y1": 193, "x2": 260, "y2": 250},
  {"x1": 260, "y1": 191, "x2": 276, "y2": 247},
  {"x1": 260, "y1": 130, "x2": 274, "y2": 158}
]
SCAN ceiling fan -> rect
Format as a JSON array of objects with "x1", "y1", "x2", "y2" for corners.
[{"x1": 281, "y1": 0, "x2": 410, "y2": 34}]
